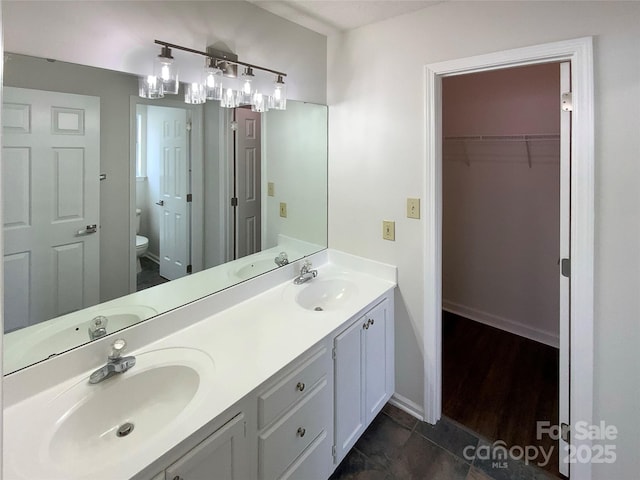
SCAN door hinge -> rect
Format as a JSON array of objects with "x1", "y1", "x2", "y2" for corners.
[
  {"x1": 561, "y1": 92, "x2": 573, "y2": 112},
  {"x1": 231, "y1": 197, "x2": 238, "y2": 207},
  {"x1": 186, "y1": 193, "x2": 193, "y2": 203},
  {"x1": 332, "y1": 348, "x2": 336, "y2": 360},
  {"x1": 186, "y1": 121, "x2": 192, "y2": 131},
  {"x1": 561, "y1": 423, "x2": 570, "y2": 443},
  {"x1": 332, "y1": 445, "x2": 336, "y2": 458},
  {"x1": 561, "y1": 258, "x2": 571, "y2": 278},
  {"x1": 186, "y1": 264, "x2": 192, "y2": 274}
]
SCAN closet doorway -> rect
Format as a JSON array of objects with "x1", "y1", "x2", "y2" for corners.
[{"x1": 441, "y1": 62, "x2": 570, "y2": 478}]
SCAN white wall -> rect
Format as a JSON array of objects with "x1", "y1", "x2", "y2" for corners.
[
  {"x1": 262, "y1": 102, "x2": 328, "y2": 248},
  {"x1": 442, "y1": 64, "x2": 561, "y2": 346},
  {"x1": 327, "y1": 2, "x2": 640, "y2": 478}
]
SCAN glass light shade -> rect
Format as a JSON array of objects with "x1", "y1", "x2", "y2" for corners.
[
  {"x1": 272, "y1": 75, "x2": 287, "y2": 110},
  {"x1": 220, "y1": 87, "x2": 240, "y2": 108},
  {"x1": 203, "y1": 64, "x2": 223, "y2": 100},
  {"x1": 185, "y1": 82, "x2": 206, "y2": 104},
  {"x1": 251, "y1": 92, "x2": 269, "y2": 113},
  {"x1": 138, "y1": 75, "x2": 164, "y2": 99},
  {"x1": 154, "y1": 47, "x2": 179, "y2": 95},
  {"x1": 240, "y1": 68, "x2": 255, "y2": 105}
]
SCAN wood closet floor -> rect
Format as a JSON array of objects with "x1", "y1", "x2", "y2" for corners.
[{"x1": 442, "y1": 311, "x2": 563, "y2": 478}]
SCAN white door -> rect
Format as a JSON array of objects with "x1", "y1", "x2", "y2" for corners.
[
  {"x1": 147, "y1": 106, "x2": 189, "y2": 281},
  {"x1": 235, "y1": 108, "x2": 261, "y2": 258},
  {"x1": 2, "y1": 87, "x2": 100, "y2": 332},
  {"x1": 558, "y1": 61, "x2": 571, "y2": 477}
]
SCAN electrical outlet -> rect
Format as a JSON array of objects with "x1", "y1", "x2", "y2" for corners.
[
  {"x1": 382, "y1": 221, "x2": 395, "y2": 241},
  {"x1": 407, "y1": 198, "x2": 420, "y2": 219},
  {"x1": 267, "y1": 182, "x2": 275, "y2": 197},
  {"x1": 279, "y1": 202, "x2": 287, "y2": 218}
]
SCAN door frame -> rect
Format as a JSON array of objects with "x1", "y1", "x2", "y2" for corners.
[{"x1": 423, "y1": 37, "x2": 594, "y2": 479}]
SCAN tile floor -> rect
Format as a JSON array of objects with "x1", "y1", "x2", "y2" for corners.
[
  {"x1": 137, "y1": 257, "x2": 169, "y2": 291},
  {"x1": 329, "y1": 403, "x2": 561, "y2": 480}
]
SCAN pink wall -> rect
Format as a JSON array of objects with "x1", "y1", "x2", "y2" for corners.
[
  {"x1": 443, "y1": 63, "x2": 560, "y2": 136},
  {"x1": 442, "y1": 63, "x2": 561, "y2": 346}
]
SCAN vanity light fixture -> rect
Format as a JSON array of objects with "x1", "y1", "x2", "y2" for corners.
[{"x1": 140, "y1": 40, "x2": 288, "y2": 110}]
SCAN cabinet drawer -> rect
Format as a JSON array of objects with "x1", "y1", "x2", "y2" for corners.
[
  {"x1": 259, "y1": 380, "x2": 330, "y2": 480},
  {"x1": 280, "y1": 429, "x2": 330, "y2": 480},
  {"x1": 258, "y1": 346, "x2": 327, "y2": 428}
]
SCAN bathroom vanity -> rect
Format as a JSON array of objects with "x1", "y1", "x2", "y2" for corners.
[{"x1": 3, "y1": 250, "x2": 396, "y2": 480}]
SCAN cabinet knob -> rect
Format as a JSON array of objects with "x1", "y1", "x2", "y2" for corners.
[
  {"x1": 363, "y1": 323, "x2": 368, "y2": 330},
  {"x1": 370, "y1": 318, "x2": 375, "y2": 326},
  {"x1": 296, "y1": 382, "x2": 305, "y2": 392},
  {"x1": 297, "y1": 427, "x2": 306, "y2": 438}
]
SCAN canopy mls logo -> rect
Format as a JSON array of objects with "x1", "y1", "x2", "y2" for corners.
[{"x1": 463, "y1": 421, "x2": 618, "y2": 469}]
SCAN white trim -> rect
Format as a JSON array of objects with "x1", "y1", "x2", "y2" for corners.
[
  {"x1": 442, "y1": 301, "x2": 559, "y2": 348},
  {"x1": 424, "y1": 37, "x2": 594, "y2": 480},
  {"x1": 389, "y1": 393, "x2": 425, "y2": 422}
]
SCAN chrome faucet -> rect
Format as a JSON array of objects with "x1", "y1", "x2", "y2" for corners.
[
  {"x1": 274, "y1": 251, "x2": 289, "y2": 267},
  {"x1": 293, "y1": 260, "x2": 318, "y2": 285},
  {"x1": 88, "y1": 338, "x2": 136, "y2": 384},
  {"x1": 88, "y1": 315, "x2": 108, "y2": 340}
]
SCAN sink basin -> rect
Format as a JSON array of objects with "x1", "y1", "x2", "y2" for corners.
[
  {"x1": 295, "y1": 279, "x2": 358, "y2": 311},
  {"x1": 233, "y1": 257, "x2": 277, "y2": 280},
  {"x1": 9, "y1": 347, "x2": 215, "y2": 478}
]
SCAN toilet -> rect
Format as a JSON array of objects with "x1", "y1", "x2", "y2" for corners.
[{"x1": 135, "y1": 208, "x2": 149, "y2": 274}]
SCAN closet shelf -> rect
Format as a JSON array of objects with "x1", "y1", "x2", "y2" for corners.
[{"x1": 443, "y1": 134, "x2": 560, "y2": 168}]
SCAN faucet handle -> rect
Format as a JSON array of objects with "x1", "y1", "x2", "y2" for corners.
[{"x1": 109, "y1": 338, "x2": 127, "y2": 360}]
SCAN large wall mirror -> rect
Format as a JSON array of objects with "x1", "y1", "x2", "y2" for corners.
[{"x1": 2, "y1": 53, "x2": 328, "y2": 374}]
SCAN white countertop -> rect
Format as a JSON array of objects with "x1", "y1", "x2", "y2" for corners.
[{"x1": 3, "y1": 250, "x2": 396, "y2": 480}]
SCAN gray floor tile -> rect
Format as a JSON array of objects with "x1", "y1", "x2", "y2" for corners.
[
  {"x1": 416, "y1": 416, "x2": 479, "y2": 462},
  {"x1": 471, "y1": 439, "x2": 562, "y2": 480},
  {"x1": 329, "y1": 448, "x2": 391, "y2": 480},
  {"x1": 389, "y1": 432, "x2": 470, "y2": 480},
  {"x1": 382, "y1": 404, "x2": 418, "y2": 430},
  {"x1": 354, "y1": 412, "x2": 413, "y2": 468}
]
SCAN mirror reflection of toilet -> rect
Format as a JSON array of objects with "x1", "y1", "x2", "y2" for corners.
[{"x1": 135, "y1": 208, "x2": 149, "y2": 274}]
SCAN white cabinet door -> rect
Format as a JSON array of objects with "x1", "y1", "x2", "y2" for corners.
[
  {"x1": 364, "y1": 301, "x2": 389, "y2": 420},
  {"x1": 334, "y1": 318, "x2": 365, "y2": 463},
  {"x1": 334, "y1": 297, "x2": 394, "y2": 466},
  {"x1": 165, "y1": 413, "x2": 247, "y2": 480}
]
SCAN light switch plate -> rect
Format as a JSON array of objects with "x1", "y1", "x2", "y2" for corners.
[
  {"x1": 407, "y1": 198, "x2": 420, "y2": 219},
  {"x1": 382, "y1": 221, "x2": 395, "y2": 241},
  {"x1": 279, "y1": 202, "x2": 287, "y2": 218},
  {"x1": 267, "y1": 182, "x2": 275, "y2": 197}
]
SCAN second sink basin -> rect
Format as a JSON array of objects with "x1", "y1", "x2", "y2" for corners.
[{"x1": 295, "y1": 278, "x2": 358, "y2": 311}]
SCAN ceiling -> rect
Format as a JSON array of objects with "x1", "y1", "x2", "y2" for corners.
[{"x1": 249, "y1": 0, "x2": 442, "y2": 36}]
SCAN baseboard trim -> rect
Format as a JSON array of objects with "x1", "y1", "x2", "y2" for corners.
[
  {"x1": 144, "y1": 252, "x2": 160, "y2": 264},
  {"x1": 389, "y1": 393, "x2": 425, "y2": 422},
  {"x1": 443, "y1": 300, "x2": 559, "y2": 348}
]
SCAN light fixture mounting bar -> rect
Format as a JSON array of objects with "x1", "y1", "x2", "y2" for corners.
[{"x1": 154, "y1": 40, "x2": 287, "y2": 77}]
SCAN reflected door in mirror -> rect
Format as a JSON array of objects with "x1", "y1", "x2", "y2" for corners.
[{"x1": 2, "y1": 87, "x2": 100, "y2": 332}]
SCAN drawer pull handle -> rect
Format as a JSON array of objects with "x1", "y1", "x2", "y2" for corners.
[
  {"x1": 297, "y1": 427, "x2": 306, "y2": 438},
  {"x1": 296, "y1": 382, "x2": 305, "y2": 392}
]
